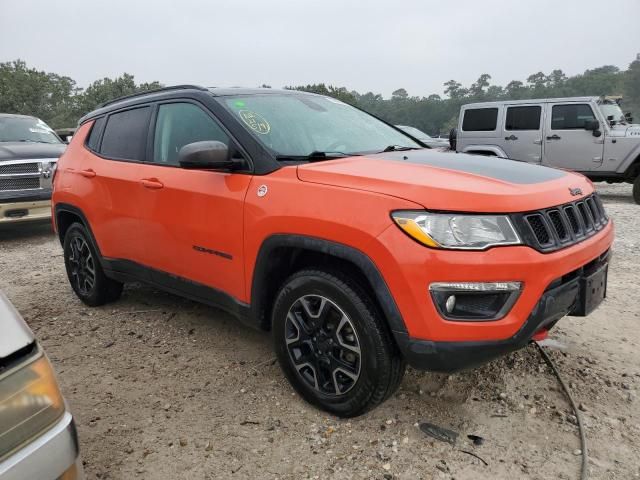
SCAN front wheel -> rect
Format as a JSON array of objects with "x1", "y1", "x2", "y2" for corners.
[
  {"x1": 633, "y1": 176, "x2": 640, "y2": 205},
  {"x1": 272, "y1": 269, "x2": 405, "y2": 417}
]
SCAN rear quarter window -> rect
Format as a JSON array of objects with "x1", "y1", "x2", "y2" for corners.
[
  {"x1": 100, "y1": 107, "x2": 151, "y2": 161},
  {"x1": 85, "y1": 117, "x2": 106, "y2": 152},
  {"x1": 462, "y1": 108, "x2": 498, "y2": 131}
]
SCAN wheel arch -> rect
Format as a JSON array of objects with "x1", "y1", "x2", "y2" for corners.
[
  {"x1": 249, "y1": 235, "x2": 407, "y2": 338},
  {"x1": 461, "y1": 145, "x2": 506, "y2": 157},
  {"x1": 54, "y1": 203, "x2": 103, "y2": 258}
]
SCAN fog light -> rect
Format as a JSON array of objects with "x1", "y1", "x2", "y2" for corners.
[
  {"x1": 445, "y1": 295, "x2": 456, "y2": 313},
  {"x1": 429, "y1": 282, "x2": 522, "y2": 321}
]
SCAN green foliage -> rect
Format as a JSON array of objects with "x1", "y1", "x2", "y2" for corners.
[
  {"x1": 1, "y1": 58, "x2": 638, "y2": 133},
  {"x1": 289, "y1": 62, "x2": 636, "y2": 135},
  {"x1": 0, "y1": 61, "x2": 162, "y2": 128}
]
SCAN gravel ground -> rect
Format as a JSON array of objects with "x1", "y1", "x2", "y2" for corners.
[{"x1": 0, "y1": 183, "x2": 638, "y2": 480}]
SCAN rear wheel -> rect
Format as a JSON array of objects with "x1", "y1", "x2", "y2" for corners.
[
  {"x1": 633, "y1": 176, "x2": 640, "y2": 204},
  {"x1": 63, "y1": 223, "x2": 123, "y2": 306},
  {"x1": 272, "y1": 269, "x2": 405, "y2": 417}
]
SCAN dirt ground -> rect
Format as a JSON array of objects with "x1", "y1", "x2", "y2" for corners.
[{"x1": 0, "y1": 183, "x2": 638, "y2": 480}]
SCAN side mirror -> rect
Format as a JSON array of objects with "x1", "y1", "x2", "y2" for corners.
[
  {"x1": 178, "y1": 141, "x2": 237, "y2": 170},
  {"x1": 584, "y1": 120, "x2": 601, "y2": 137}
]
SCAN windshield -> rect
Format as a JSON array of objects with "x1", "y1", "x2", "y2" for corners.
[
  {"x1": 219, "y1": 94, "x2": 420, "y2": 157},
  {"x1": 598, "y1": 102, "x2": 626, "y2": 125},
  {"x1": 0, "y1": 116, "x2": 61, "y2": 144},
  {"x1": 396, "y1": 125, "x2": 431, "y2": 140}
]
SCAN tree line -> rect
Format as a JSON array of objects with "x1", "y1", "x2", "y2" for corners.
[{"x1": 1, "y1": 57, "x2": 639, "y2": 135}]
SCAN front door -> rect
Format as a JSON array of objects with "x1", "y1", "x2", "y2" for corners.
[
  {"x1": 543, "y1": 103, "x2": 605, "y2": 172},
  {"x1": 136, "y1": 101, "x2": 252, "y2": 303},
  {"x1": 501, "y1": 104, "x2": 543, "y2": 163}
]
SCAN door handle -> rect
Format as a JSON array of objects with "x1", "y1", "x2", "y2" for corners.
[
  {"x1": 79, "y1": 169, "x2": 96, "y2": 178},
  {"x1": 546, "y1": 135, "x2": 561, "y2": 141},
  {"x1": 504, "y1": 135, "x2": 518, "y2": 141},
  {"x1": 140, "y1": 178, "x2": 164, "y2": 189}
]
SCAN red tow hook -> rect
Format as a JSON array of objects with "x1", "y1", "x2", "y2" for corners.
[{"x1": 532, "y1": 329, "x2": 549, "y2": 342}]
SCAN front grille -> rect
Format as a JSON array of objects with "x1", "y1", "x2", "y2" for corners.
[
  {"x1": 0, "y1": 162, "x2": 39, "y2": 175},
  {"x1": 515, "y1": 193, "x2": 609, "y2": 253},
  {"x1": 0, "y1": 177, "x2": 40, "y2": 191}
]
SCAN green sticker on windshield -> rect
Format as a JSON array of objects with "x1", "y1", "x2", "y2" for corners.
[
  {"x1": 234, "y1": 100, "x2": 246, "y2": 108},
  {"x1": 238, "y1": 110, "x2": 271, "y2": 135}
]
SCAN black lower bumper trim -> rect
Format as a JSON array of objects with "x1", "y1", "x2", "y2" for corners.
[
  {"x1": 0, "y1": 189, "x2": 51, "y2": 203},
  {"x1": 397, "y1": 252, "x2": 609, "y2": 373}
]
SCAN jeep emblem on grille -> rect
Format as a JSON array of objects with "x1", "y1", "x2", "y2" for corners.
[{"x1": 569, "y1": 187, "x2": 582, "y2": 196}]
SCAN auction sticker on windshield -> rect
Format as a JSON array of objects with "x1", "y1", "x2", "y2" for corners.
[{"x1": 238, "y1": 110, "x2": 271, "y2": 135}]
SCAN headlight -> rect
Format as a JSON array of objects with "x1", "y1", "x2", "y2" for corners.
[
  {"x1": 391, "y1": 211, "x2": 521, "y2": 250},
  {"x1": 0, "y1": 351, "x2": 65, "y2": 460}
]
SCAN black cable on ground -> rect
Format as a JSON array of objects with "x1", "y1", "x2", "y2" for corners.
[{"x1": 535, "y1": 341, "x2": 588, "y2": 480}]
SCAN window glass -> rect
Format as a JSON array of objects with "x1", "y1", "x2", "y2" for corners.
[
  {"x1": 551, "y1": 104, "x2": 596, "y2": 130},
  {"x1": 100, "y1": 107, "x2": 151, "y2": 161},
  {"x1": 86, "y1": 117, "x2": 105, "y2": 151},
  {"x1": 218, "y1": 94, "x2": 419, "y2": 157},
  {"x1": 153, "y1": 103, "x2": 229, "y2": 165},
  {"x1": 505, "y1": 106, "x2": 541, "y2": 131},
  {"x1": 0, "y1": 116, "x2": 61, "y2": 144},
  {"x1": 462, "y1": 108, "x2": 498, "y2": 131}
]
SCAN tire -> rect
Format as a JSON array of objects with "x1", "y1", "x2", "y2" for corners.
[
  {"x1": 63, "y1": 222, "x2": 123, "y2": 306},
  {"x1": 449, "y1": 128, "x2": 457, "y2": 151},
  {"x1": 633, "y1": 176, "x2": 640, "y2": 205},
  {"x1": 272, "y1": 269, "x2": 405, "y2": 417}
]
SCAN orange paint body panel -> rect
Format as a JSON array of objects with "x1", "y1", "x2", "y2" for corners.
[{"x1": 54, "y1": 119, "x2": 614, "y2": 348}]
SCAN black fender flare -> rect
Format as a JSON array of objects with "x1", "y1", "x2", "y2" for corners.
[
  {"x1": 250, "y1": 234, "x2": 408, "y2": 336},
  {"x1": 54, "y1": 203, "x2": 104, "y2": 260}
]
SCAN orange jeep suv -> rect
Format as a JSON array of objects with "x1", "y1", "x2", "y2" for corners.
[{"x1": 52, "y1": 86, "x2": 613, "y2": 416}]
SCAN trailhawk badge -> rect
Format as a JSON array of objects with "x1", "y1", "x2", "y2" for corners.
[
  {"x1": 569, "y1": 187, "x2": 583, "y2": 196},
  {"x1": 257, "y1": 185, "x2": 268, "y2": 197}
]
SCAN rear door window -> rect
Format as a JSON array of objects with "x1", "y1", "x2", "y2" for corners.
[
  {"x1": 551, "y1": 104, "x2": 596, "y2": 130},
  {"x1": 152, "y1": 102, "x2": 229, "y2": 166},
  {"x1": 100, "y1": 107, "x2": 151, "y2": 161},
  {"x1": 505, "y1": 106, "x2": 541, "y2": 130},
  {"x1": 462, "y1": 108, "x2": 498, "y2": 131}
]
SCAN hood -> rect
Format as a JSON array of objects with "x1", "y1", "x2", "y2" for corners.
[
  {"x1": 297, "y1": 150, "x2": 593, "y2": 212},
  {"x1": 0, "y1": 142, "x2": 66, "y2": 162},
  {"x1": 0, "y1": 291, "x2": 34, "y2": 360}
]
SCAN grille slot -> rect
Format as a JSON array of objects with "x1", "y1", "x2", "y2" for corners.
[
  {"x1": 525, "y1": 214, "x2": 551, "y2": 245},
  {"x1": 0, "y1": 177, "x2": 40, "y2": 191},
  {"x1": 564, "y1": 206, "x2": 581, "y2": 235},
  {"x1": 0, "y1": 163, "x2": 39, "y2": 175},
  {"x1": 548, "y1": 210, "x2": 568, "y2": 241},
  {"x1": 586, "y1": 197, "x2": 601, "y2": 226},
  {"x1": 577, "y1": 202, "x2": 593, "y2": 231},
  {"x1": 515, "y1": 193, "x2": 608, "y2": 252}
]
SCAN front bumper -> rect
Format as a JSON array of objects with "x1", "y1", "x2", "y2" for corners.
[
  {"x1": 0, "y1": 412, "x2": 84, "y2": 480},
  {"x1": 396, "y1": 249, "x2": 609, "y2": 372},
  {"x1": 0, "y1": 200, "x2": 52, "y2": 224}
]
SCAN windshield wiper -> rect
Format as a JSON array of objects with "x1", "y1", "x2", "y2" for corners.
[
  {"x1": 276, "y1": 151, "x2": 360, "y2": 162},
  {"x1": 379, "y1": 145, "x2": 421, "y2": 153}
]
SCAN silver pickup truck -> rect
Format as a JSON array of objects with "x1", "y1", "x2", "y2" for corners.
[
  {"x1": 452, "y1": 96, "x2": 640, "y2": 203},
  {"x1": 0, "y1": 292, "x2": 83, "y2": 480}
]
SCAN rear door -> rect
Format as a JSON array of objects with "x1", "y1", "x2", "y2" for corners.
[
  {"x1": 501, "y1": 104, "x2": 543, "y2": 163},
  {"x1": 543, "y1": 103, "x2": 604, "y2": 171},
  {"x1": 76, "y1": 107, "x2": 150, "y2": 263},
  {"x1": 136, "y1": 100, "x2": 252, "y2": 302}
]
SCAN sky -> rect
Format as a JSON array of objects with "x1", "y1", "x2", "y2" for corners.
[{"x1": 1, "y1": 0, "x2": 639, "y2": 99}]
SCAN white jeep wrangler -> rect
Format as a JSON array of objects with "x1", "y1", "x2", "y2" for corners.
[{"x1": 452, "y1": 96, "x2": 640, "y2": 203}]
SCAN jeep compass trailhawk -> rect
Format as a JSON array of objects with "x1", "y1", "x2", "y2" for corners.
[{"x1": 52, "y1": 86, "x2": 613, "y2": 417}]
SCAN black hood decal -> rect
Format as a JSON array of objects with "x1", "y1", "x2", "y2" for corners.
[
  {"x1": 0, "y1": 142, "x2": 66, "y2": 161},
  {"x1": 371, "y1": 150, "x2": 566, "y2": 184}
]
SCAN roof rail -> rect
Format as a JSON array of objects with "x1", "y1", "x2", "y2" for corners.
[{"x1": 98, "y1": 84, "x2": 208, "y2": 108}]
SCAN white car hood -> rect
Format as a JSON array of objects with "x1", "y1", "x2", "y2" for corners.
[{"x1": 0, "y1": 291, "x2": 34, "y2": 360}]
